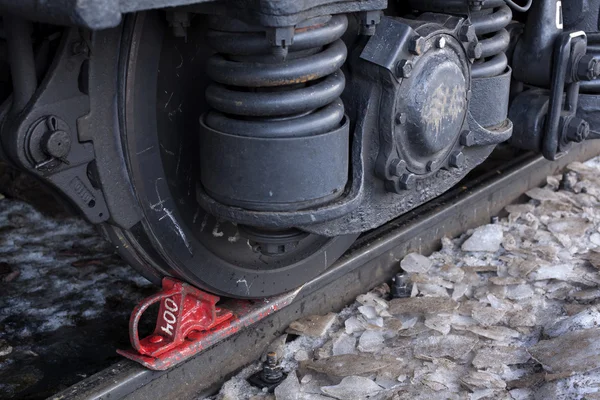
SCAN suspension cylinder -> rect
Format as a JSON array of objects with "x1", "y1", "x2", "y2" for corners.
[{"x1": 199, "y1": 15, "x2": 350, "y2": 212}]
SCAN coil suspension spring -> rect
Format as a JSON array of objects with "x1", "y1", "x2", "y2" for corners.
[
  {"x1": 199, "y1": 14, "x2": 351, "y2": 214},
  {"x1": 204, "y1": 15, "x2": 348, "y2": 138},
  {"x1": 470, "y1": 0, "x2": 513, "y2": 78}
]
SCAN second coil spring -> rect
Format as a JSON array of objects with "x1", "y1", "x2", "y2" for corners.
[{"x1": 471, "y1": 0, "x2": 513, "y2": 78}]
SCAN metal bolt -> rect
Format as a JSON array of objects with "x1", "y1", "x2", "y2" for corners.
[
  {"x1": 459, "y1": 24, "x2": 476, "y2": 43},
  {"x1": 262, "y1": 352, "x2": 284, "y2": 383},
  {"x1": 398, "y1": 173, "x2": 416, "y2": 190},
  {"x1": 577, "y1": 54, "x2": 600, "y2": 81},
  {"x1": 460, "y1": 130, "x2": 475, "y2": 147},
  {"x1": 270, "y1": 46, "x2": 288, "y2": 61},
  {"x1": 391, "y1": 273, "x2": 411, "y2": 298},
  {"x1": 396, "y1": 60, "x2": 413, "y2": 78},
  {"x1": 266, "y1": 26, "x2": 294, "y2": 61},
  {"x1": 389, "y1": 158, "x2": 407, "y2": 177},
  {"x1": 436, "y1": 37, "x2": 446, "y2": 49},
  {"x1": 361, "y1": 25, "x2": 377, "y2": 36},
  {"x1": 467, "y1": 42, "x2": 483, "y2": 59},
  {"x1": 359, "y1": 11, "x2": 381, "y2": 36},
  {"x1": 395, "y1": 113, "x2": 407, "y2": 125},
  {"x1": 42, "y1": 129, "x2": 71, "y2": 159},
  {"x1": 566, "y1": 117, "x2": 590, "y2": 143},
  {"x1": 449, "y1": 152, "x2": 466, "y2": 168},
  {"x1": 409, "y1": 36, "x2": 426, "y2": 55},
  {"x1": 40, "y1": 115, "x2": 72, "y2": 162},
  {"x1": 426, "y1": 160, "x2": 439, "y2": 172},
  {"x1": 559, "y1": 171, "x2": 579, "y2": 193}
]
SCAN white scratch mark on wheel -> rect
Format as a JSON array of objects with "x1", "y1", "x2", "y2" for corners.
[
  {"x1": 212, "y1": 221, "x2": 224, "y2": 237},
  {"x1": 164, "y1": 92, "x2": 174, "y2": 109},
  {"x1": 236, "y1": 278, "x2": 253, "y2": 295},
  {"x1": 175, "y1": 46, "x2": 184, "y2": 69},
  {"x1": 150, "y1": 199, "x2": 167, "y2": 209},
  {"x1": 200, "y1": 214, "x2": 208, "y2": 232},
  {"x1": 228, "y1": 230, "x2": 240, "y2": 243},
  {"x1": 176, "y1": 142, "x2": 183, "y2": 176},
  {"x1": 137, "y1": 146, "x2": 154, "y2": 155},
  {"x1": 151, "y1": 178, "x2": 193, "y2": 255},
  {"x1": 167, "y1": 102, "x2": 183, "y2": 122},
  {"x1": 160, "y1": 143, "x2": 175, "y2": 156},
  {"x1": 159, "y1": 208, "x2": 193, "y2": 254}
]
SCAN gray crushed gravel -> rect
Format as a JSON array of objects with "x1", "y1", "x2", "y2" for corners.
[{"x1": 207, "y1": 158, "x2": 600, "y2": 400}]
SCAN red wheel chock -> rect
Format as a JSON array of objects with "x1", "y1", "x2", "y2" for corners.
[{"x1": 117, "y1": 277, "x2": 234, "y2": 370}]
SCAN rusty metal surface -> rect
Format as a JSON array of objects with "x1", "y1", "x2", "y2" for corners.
[{"x1": 51, "y1": 141, "x2": 600, "y2": 400}]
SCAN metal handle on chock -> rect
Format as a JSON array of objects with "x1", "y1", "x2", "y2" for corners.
[{"x1": 126, "y1": 277, "x2": 233, "y2": 358}]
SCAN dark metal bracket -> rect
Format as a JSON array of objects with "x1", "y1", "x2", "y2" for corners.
[
  {"x1": 1, "y1": 29, "x2": 112, "y2": 224},
  {"x1": 543, "y1": 31, "x2": 589, "y2": 160}
]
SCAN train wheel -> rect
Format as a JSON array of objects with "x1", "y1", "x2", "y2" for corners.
[{"x1": 99, "y1": 12, "x2": 357, "y2": 298}]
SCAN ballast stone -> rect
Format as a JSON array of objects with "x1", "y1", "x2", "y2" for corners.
[
  {"x1": 461, "y1": 224, "x2": 504, "y2": 252},
  {"x1": 357, "y1": 330, "x2": 384, "y2": 352},
  {"x1": 274, "y1": 373, "x2": 301, "y2": 400},
  {"x1": 286, "y1": 313, "x2": 337, "y2": 337},
  {"x1": 212, "y1": 157, "x2": 600, "y2": 400},
  {"x1": 400, "y1": 253, "x2": 432, "y2": 273},
  {"x1": 528, "y1": 328, "x2": 600, "y2": 375},
  {"x1": 320, "y1": 376, "x2": 383, "y2": 400},
  {"x1": 332, "y1": 333, "x2": 356, "y2": 356}
]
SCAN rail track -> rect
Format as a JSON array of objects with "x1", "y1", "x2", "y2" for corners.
[{"x1": 50, "y1": 141, "x2": 600, "y2": 400}]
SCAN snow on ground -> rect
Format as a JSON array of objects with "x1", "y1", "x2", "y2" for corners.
[
  {"x1": 0, "y1": 199, "x2": 154, "y2": 399},
  {"x1": 208, "y1": 159, "x2": 600, "y2": 400}
]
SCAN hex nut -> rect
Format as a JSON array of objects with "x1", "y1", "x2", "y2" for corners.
[
  {"x1": 409, "y1": 36, "x2": 426, "y2": 55},
  {"x1": 459, "y1": 24, "x2": 476, "y2": 42},
  {"x1": 398, "y1": 173, "x2": 416, "y2": 190},
  {"x1": 567, "y1": 117, "x2": 590, "y2": 143},
  {"x1": 467, "y1": 42, "x2": 483, "y2": 59},
  {"x1": 389, "y1": 158, "x2": 407, "y2": 177},
  {"x1": 577, "y1": 54, "x2": 600, "y2": 81},
  {"x1": 460, "y1": 131, "x2": 476, "y2": 147},
  {"x1": 396, "y1": 60, "x2": 413, "y2": 78},
  {"x1": 426, "y1": 160, "x2": 439, "y2": 172},
  {"x1": 449, "y1": 152, "x2": 466, "y2": 168}
]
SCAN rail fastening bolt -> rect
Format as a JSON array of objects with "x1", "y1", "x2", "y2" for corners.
[{"x1": 262, "y1": 352, "x2": 284, "y2": 383}]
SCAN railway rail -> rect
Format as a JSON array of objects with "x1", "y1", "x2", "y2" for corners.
[{"x1": 50, "y1": 141, "x2": 600, "y2": 400}]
